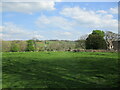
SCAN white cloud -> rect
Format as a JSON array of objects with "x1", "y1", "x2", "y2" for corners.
[
  {"x1": 96, "y1": 10, "x2": 107, "y2": 14},
  {"x1": 36, "y1": 15, "x2": 77, "y2": 31},
  {"x1": 0, "y1": 26, "x2": 2, "y2": 40},
  {"x1": 33, "y1": 34, "x2": 44, "y2": 39},
  {"x1": 35, "y1": 15, "x2": 82, "y2": 40},
  {"x1": 109, "y1": 7, "x2": 118, "y2": 14},
  {"x1": 2, "y1": 2, "x2": 55, "y2": 14},
  {"x1": 2, "y1": 0, "x2": 62, "y2": 2},
  {"x1": 0, "y1": 3, "x2": 2, "y2": 12},
  {"x1": 1, "y1": 21, "x2": 81, "y2": 40},
  {"x1": 1, "y1": 0, "x2": 63, "y2": 13},
  {"x1": 60, "y1": 7, "x2": 118, "y2": 31},
  {"x1": 2, "y1": 22, "x2": 44, "y2": 40},
  {"x1": 63, "y1": 32, "x2": 72, "y2": 36},
  {"x1": 54, "y1": 31, "x2": 72, "y2": 37},
  {"x1": 51, "y1": 30, "x2": 81, "y2": 40},
  {"x1": 0, "y1": 26, "x2": 3, "y2": 32}
]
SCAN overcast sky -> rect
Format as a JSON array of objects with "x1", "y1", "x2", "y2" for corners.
[{"x1": 0, "y1": 0, "x2": 118, "y2": 40}]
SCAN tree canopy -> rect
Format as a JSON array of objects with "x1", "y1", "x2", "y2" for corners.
[
  {"x1": 92, "y1": 30, "x2": 105, "y2": 37},
  {"x1": 10, "y1": 42, "x2": 20, "y2": 52},
  {"x1": 86, "y1": 30, "x2": 107, "y2": 49},
  {"x1": 26, "y1": 40, "x2": 36, "y2": 51}
]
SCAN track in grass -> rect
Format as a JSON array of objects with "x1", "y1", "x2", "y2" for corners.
[{"x1": 2, "y1": 51, "x2": 118, "y2": 88}]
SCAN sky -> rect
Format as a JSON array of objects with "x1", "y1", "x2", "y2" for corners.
[{"x1": 0, "y1": 0, "x2": 119, "y2": 40}]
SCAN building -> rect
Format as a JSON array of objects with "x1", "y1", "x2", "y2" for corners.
[{"x1": 113, "y1": 41, "x2": 120, "y2": 51}]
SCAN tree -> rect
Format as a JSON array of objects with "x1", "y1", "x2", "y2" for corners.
[
  {"x1": 105, "y1": 31, "x2": 118, "y2": 50},
  {"x1": 2, "y1": 41, "x2": 11, "y2": 52},
  {"x1": 86, "y1": 30, "x2": 107, "y2": 49},
  {"x1": 92, "y1": 30, "x2": 105, "y2": 37},
  {"x1": 26, "y1": 40, "x2": 35, "y2": 51},
  {"x1": 19, "y1": 41, "x2": 27, "y2": 52},
  {"x1": 10, "y1": 42, "x2": 20, "y2": 52},
  {"x1": 76, "y1": 34, "x2": 88, "y2": 49}
]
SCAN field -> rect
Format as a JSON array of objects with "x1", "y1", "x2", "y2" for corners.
[
  {"x1": 2, "y1": 51, "x2": 119, "y2": 88},
  {"x1": 2, "y1": 40, "x2": 77, "y2": 52}
]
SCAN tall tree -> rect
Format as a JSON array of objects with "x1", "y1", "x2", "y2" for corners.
[
  {"x1": 86, "y1": 30, "x2": 107, "y2": 49},
  {"x1": 26, "y1": 40, "x2": 35, "y2": 51}
]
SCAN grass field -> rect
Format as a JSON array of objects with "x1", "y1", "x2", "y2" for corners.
[{"x1": 2, "y1": 51, "x2": 119, "y2": 88}]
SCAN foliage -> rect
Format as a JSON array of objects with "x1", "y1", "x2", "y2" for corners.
[
  {"x1": 75, "y1": 40, "x2": 86, "y2": 49},
  {"x1": 92, "y1": 30, "x2": 105, "y2": 38},
  {"x1": 76, "y1": 34, "x2": 88, "y2": 49},
  {"x1": 2, "y1": 40, "x2": 76, "y2": 52},
  {"x1": 2, "y1": 41, "x2": 11, "y2": 52},
  {"x1": 86, "y1": 30, "x2": 107, "y2": 49},
  {"x1": 10, "y1": 42, "x2": 20, "y2": 52},
  {"x1": 26, "y1": 40, "x2": 36, "y2": 51},
  {"x1": 19, "y1": 41, "x2": 27, "y2": 51}
]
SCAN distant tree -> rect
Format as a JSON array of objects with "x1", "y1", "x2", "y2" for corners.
[
  {"x1": 2, "y1": 41, "x2": 11, "y2": 52},
  {"x1": 10, "y1": 42, "x2": 20, "y2": 52},
  {"x1": 76, "y1": 34, "x2": 88, "y2": 49},
  {"x1": 26, "y1": 40, "x2": 35, "y2": 51},
  {"x1": 105, "y1": 31, "x2": 118, "y2": 50},
  {"x1": 46, "y1": 41, "x2": 75, "y2": 51},
  {"x1": 19, "y1": 41, "x2": 27, "y2": 51},
  {"x1": 86, "y1": 30, "x2": 107, "y2": 49}
]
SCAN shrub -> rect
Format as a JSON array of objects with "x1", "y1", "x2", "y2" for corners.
[
  {"x1": 26, "y1": 40, "x2": 36, "y2": 51},
  {"x1": 10, "y1": 42, "x2": 20, "y2": 52}
]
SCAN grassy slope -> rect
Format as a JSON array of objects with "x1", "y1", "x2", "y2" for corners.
[{"x1": 2, "y1": 52, "x2": 118, "y2": 88}]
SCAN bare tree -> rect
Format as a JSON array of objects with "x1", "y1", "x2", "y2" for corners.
[
  {"x1": 76, "y1": 34, "x2": 88, "y2": 49},
  {"x1": 105, "y1": 31, "x2": 118, "y2": 50}
]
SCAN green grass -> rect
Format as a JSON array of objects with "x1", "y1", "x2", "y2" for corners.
[{"x1": 2, "y1": 51, "x2": 119, "y2": 88}]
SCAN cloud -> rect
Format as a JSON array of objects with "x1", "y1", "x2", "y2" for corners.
[
  {"x1": 2, "y1": 22, "x2": 44, "y2": 40},
  {"x1": 2, "y1": 2, "x2": 55, "y2": 14},
  {"x1": 50, "y1": 30, "x2": 81, "y2": 40},
  {"x1": 60, "y1": 7, "x2": 118, "y2": 31},
  {"x1": 62, "y1": 32, "x2": 72, "y2": 36},
  {"x1": 2, "y1": 0, "x2": 62, "y2": 2},
  {"x1": 0, "y1": 26, "x2": 3, "y2": 32},
  {"x1": 0, "y1": 26, "x2": 3, "y2": 40},
  {"x1": 54, "y1": 31, "x2": 73, "y2": 37},
  {"x1": 109, "y1": 7, "x2": 118, "y2": 14},
  {"x1": 35, "y1": 15, "x2": 83, "y2": 40},
  {"x1": 36, "y1": 15, "x2": 77, "y2": 31},
  {"x1": 96, "y1": 7, "x2": 118, "y2": 14},
  {"x1": 1, "y1": 0, "x2": 63, "y2": 13},
  {"x1": 1, "y1": 20, "x2": 81, "y2": 40},
  {"x1": 96, "y1": 10, "x2": 107, "y2": 14},
  {"x1": 33, "y1": 34, "x2": 44, "y2": 39},
  {"x1": 0, "y1": 3, "x2": 2, "y2": 12}
]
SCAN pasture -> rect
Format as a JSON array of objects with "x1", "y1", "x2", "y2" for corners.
[{"x1": 2, "y1": 51, "x2": 118, "y2": 88}]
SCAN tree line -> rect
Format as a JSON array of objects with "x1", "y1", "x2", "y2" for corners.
[
  {"x1": 1, "y1": 30, "x2": 119, "y2": 52},
  {"x1": 2, "y1": 40, "x2": 76, "y2": 52},
  {"x1": 76, "y1": 30, "x2": 119, "y2": 50}
]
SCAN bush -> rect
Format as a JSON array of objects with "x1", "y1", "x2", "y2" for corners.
[
  {"x1": 26, "y1": 40, "x2": 36, "y2": 51},
  {"x1": 10, "y1": 43, "x2": 20, "y2": 52}
]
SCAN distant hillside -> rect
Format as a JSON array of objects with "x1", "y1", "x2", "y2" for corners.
[{"x1": 2, "y1": 40, "x2": 78, "y2": 52}]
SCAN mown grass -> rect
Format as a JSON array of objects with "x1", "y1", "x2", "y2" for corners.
[{"x1": 2, "y1": 51, "x2": 119, "y2": 88}]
